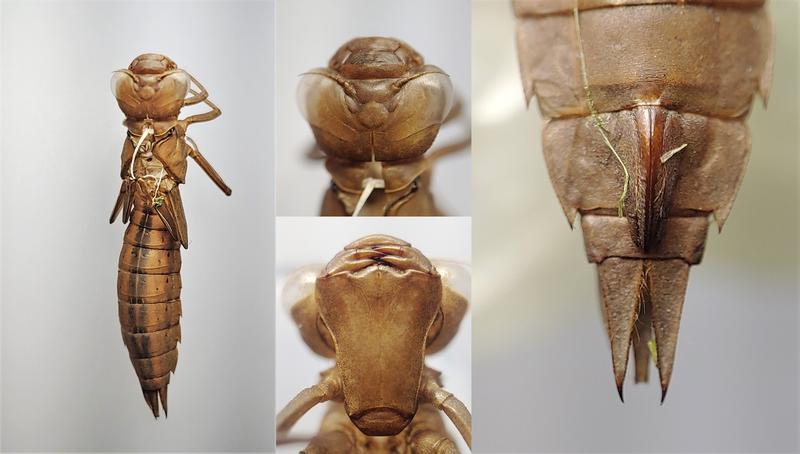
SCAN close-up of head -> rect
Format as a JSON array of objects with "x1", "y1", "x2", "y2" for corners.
[
  {"x1": 111, "y1": 53, "x2": 190, "y2": 121},
  {"x1": 315, "y1": 235, "x2": 442, "y2": 435},
  {"x1": 278, "y1": 231, "x2": 471, "y2": 449},
  {"x1": 297, "y1": 36, "x2": 454, "y2": 162}
]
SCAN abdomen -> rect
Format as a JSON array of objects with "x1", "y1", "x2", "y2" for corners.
[{"x1": 117, "y1": 199, "x2": 182, "y2": 417}]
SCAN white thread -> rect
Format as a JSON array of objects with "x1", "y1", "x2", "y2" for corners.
[
  {"x1": 660, "y1": 143, "x2": 688, "y2": 164},
  {"x1": 153, "y1": 169, "x2": 166, "y2": 195},
  {"x1": 129, "y1": 127, "x2": 154, "y2": 180},
  {"x1": 352, "y1": 177, "x2": 385, "y2": 217},
  {"x1": 150, "y1": 168, "x2": 167, "y2": 207}
]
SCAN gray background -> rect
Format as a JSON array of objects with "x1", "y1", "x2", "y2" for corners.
[
  {"x1": 275, "y1": 217, "x2": 471, "y2": 453},
  {"x1": 473, "y1": 1, "x2": 799, "y2": 452},
  {"x1": 276, "y1": 0, "x2": 471, "y2": 216},
  {"x1": 1, "y1": 1, "x2": 275, "y2": 451}
]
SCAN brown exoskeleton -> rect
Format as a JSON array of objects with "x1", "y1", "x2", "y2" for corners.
[
  {"x1": 298, "y1": 37, "x2": 459, "y2": 216},
  {"x1": 277, "y1": 235, "x2": 471, "y2": 453},
  {"x1": 514, "y1": 0, "x2": 772, "y2": 401},
  {"x1": 110, "y1": 53, "x2": 231, "y2": 417}
]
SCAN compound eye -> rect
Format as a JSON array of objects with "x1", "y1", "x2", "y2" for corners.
[
  {"x1": 425, "y1": 260, "x2": 469, "y2": 354},
  {"x1": 281, "y1": 264, "x2": 323, "y2": 313},
  {"x1": 159, "y1": 70, "x2": 191, "y2": 98},
  {"x1": 297, "y1": 73, "x2": 356, "y2": 123},
  {"x1": 433, "y1": 260, "x2": 470, "y2": 299},
  {"x1": 394, "y1": 71, "x2": 454, "y2": 124},
  {"x1": 110, "y1": 70, "x2": 136, "y2": 98}
]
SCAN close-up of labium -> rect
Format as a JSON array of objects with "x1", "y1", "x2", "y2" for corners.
[{"x1": 0, "y1": 0, "x2": 798, "y2": 453}]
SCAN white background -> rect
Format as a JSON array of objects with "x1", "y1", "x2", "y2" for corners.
[
  {"x1": 276, "y1": 0, "x2": 471, "y2": 216},
  {"x1": 275, "y1": 217, "x2": 471, "y2": 453},
  {"x1": 0, "y1": 1, "x2": 275, "y2": 451}
]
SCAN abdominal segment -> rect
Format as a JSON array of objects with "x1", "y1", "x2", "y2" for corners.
[
  {"x1": 117, "y1": 196, "x2": 182, "y2": 417},
  {"x1": 543, "y1": 96, "x2": 751, "y2": 400},
  {"x1": 515, "y1": 0, "x2": 772, "y2": 398}
]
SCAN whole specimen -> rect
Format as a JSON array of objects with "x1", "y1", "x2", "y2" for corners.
[
  {"x1": 278, "y1": 235, "x2": 471, "y2": 453},
  {"x1": 298, "y1": 37, "x2": 456, "y2": 216},
  {"x1": 514, "y1": 0, "x2": 772, "y2": 401},
  {"x1": 110, "y1": 53, "x2": 231, "y2": 417}
]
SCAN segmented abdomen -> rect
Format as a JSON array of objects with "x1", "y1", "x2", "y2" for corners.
[
  {"x1": 514, "y1": 0, "x2": 772, "y2": 400},
  {"x1": 117, "y1": 199, "x2": 182, "y2": 417}
]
